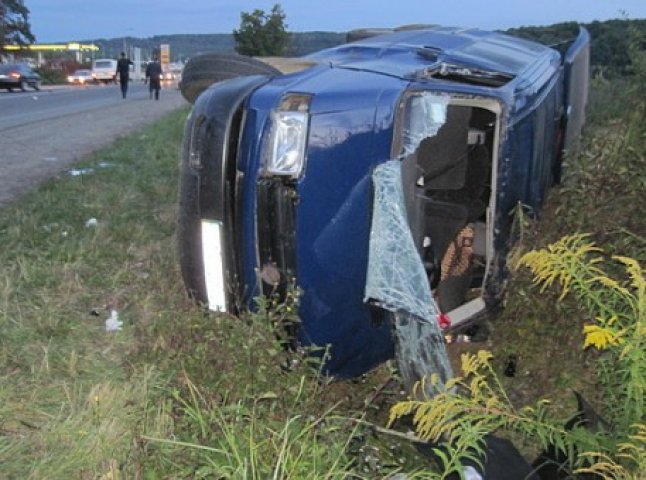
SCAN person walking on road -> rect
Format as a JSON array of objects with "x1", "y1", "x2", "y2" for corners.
[
  {"x1": 145, "y1": 56, "x2": 162, "y2": 100},
  {"x1": 116, "y1": 52, "x2": 134, "y2": 99}
]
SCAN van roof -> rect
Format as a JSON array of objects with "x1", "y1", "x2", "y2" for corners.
[{"x1": 309, "y1": 26, "x2": 559, "y2": 81}]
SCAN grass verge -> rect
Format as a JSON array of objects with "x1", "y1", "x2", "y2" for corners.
[
  {"x1": 486, "y1": 75, "x2": 645, "y2": 415},
  {"x1": 0, "y1": 109, "x2": 190, "y2": 478}
]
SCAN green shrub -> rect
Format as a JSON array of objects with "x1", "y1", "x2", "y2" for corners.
[
  {"x1": 35, "y1": 67, "x2": 67, "y2": 85},
  {"x1": 389, "y1": 235, "x2": 645, "y2": 478}
]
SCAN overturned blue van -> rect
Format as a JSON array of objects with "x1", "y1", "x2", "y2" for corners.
[{"x1": 177, "y1": 25, "x2": 590, "y2": 390}]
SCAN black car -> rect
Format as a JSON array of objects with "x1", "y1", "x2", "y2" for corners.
[{"x1": 0, "y1": 63, "x2": 41, "y2": 92}]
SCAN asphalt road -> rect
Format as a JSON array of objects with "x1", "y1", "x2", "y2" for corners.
[{"x1": 0, "y1": 82, "x2": 188, "y2": 208}]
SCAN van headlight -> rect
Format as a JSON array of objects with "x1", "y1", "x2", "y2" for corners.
[{"x1": 264, "y1": 94, "x2": 311, "y2": 178}]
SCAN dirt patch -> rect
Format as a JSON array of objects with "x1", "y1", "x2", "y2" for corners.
[{"x1": 0, "y1": 89, "x2": 188, "y2": 208}]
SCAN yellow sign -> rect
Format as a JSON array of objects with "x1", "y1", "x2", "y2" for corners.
[{"x1": 160, "y1": 44, "x2": 170, "y2": 67}]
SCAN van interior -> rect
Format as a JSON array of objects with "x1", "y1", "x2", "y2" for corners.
[{"x1": 399, "y1": 96, "x2": 500, "y2": 326}]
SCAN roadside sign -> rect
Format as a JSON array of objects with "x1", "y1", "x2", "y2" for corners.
[{"x1": 160, "y1": 44, "x2": 170, "y2": 69}]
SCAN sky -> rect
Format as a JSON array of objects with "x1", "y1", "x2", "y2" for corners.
[{"x1": 26, "y1": 0, "x2": 646, "y2": 43}]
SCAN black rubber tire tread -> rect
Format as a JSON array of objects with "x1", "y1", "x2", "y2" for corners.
[
  {"x1": 345, "y1": 28, "x2": 394, "y2": 43},
  {"x1": 179, "y1": 52, "x2": 281, "y2": 104}
]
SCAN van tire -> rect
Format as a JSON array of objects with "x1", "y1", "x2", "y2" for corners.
[{"x1": 179, "y1": 53, "x2": 280, "y2": 104}]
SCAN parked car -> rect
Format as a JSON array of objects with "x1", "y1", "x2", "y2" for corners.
[
  {"x1": 91, "y1": 58, "x2": 117, "y2": 83},
  {"x1": 67, "y1": 69, "x2": 93, "y2": 85},
  {"x1": 161, "y1": 69, "x2": 175, "y2": 82},
  {"x1": 177, "y1": 25, "x2": 590, "y2": 392},
  {"x1": 0, "y1": 63, "x2": 41, "y2": 92}
]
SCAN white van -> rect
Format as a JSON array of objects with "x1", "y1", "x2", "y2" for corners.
[{"x1": 91, "y1": 59, "x2": 117, "y2": 83}]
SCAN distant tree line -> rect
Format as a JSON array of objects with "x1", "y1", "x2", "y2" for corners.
[
  {"x1": 90, "y1": 31, "x2": 345, "y2": 64},
  {"x1": 507, "y1": 19, "x2": 646, "y2": 76}
]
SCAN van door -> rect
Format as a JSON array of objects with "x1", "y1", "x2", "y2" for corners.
[{"x1": 562, "y1": 27, "x2": 591, "y2": 154}]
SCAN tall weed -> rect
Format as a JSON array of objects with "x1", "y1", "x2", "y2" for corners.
[{"x1": 390, "y1": 237, "x2": 645, "y2": 478}]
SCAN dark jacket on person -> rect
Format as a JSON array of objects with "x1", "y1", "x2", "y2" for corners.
[
  {"x1": 116, "y1": 57, "x2": 133, "y2": 80},
  {"x1": 145, "y1": 61, "x2": 162, "y2": 85}
]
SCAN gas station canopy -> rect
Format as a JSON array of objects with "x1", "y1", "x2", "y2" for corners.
[{"x1": 4, "y1": 43, "x2": 100, "y2": 52}]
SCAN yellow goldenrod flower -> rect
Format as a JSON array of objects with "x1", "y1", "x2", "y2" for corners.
[{"x1": 583, "y1": 324, "x2": 619, "y2": 350}]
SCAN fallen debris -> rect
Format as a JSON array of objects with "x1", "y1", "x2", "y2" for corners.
[
  {"x1": 105, "y1": 310, "x2": 123, "y2": 332},
  {"x1": 68, "y1": 168, "x2": 94, "y2": 176}
]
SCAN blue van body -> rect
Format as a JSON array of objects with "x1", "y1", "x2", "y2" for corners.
[{"x1": 178, "y1": 26, "x2": 590, "y2": 385}]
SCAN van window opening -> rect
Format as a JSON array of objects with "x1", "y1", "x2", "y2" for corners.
[{"x1": 398, "y1": 95, "x2": 500, "y2": 325}]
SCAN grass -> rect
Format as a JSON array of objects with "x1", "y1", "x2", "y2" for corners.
[
  {"x1": 0, "y1": 110, "x2": 189, "y2": 478},
  {"x1": 0, "y1": 72, "x2": 644, "y2": 478},
  {"x1": 481, "y1": 74, "x2": 646, "y2": 420},
  {"x1": 0, "y1": 108, "x2": 410, "y2": 478}
]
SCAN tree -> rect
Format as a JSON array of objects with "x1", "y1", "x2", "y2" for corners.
[
  {"x1": 233, "y1": 4, "x2": 289, "y2": 57},
  {"x1": 0, "y1": 0, "x2": 36, "y2": 54}
]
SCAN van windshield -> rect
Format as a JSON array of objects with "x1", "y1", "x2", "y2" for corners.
[{"x1": 94, "y1": 61, "x2": 113, "y2": 68}]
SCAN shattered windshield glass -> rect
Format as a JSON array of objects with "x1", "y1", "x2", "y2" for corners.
[
  {"x1": 364, "y1": 159, "x2": 437, "y2": 322},
  {"x1": 364, "y1": 159, "x2": 453, "y2": 395},
  {"x1": 401, "y1": 92, "x2": 449, "y2": 156}
]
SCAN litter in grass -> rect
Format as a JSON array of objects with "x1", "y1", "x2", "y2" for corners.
[
  {"x1": 105, "y1": 310, "x2": 123, "y2": 331},
  {"x1": 42, "y1": 222, "x2": 59, "y2": 232},
  {"x1": 85, "y1": 218, "x2": 98, "y2": 228},
  {"x1": 464, "y1": 466, "x2": 484, "y2": 480},
  {"x1": 68, "y1": 168, "x2": 94, "y2": 176},
  {"x1": 68, "y1": 162, "x2": 113, "y2": 176},
  {"x1": 504, "y1": 354, "x2": 517, "y2": 377}
]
